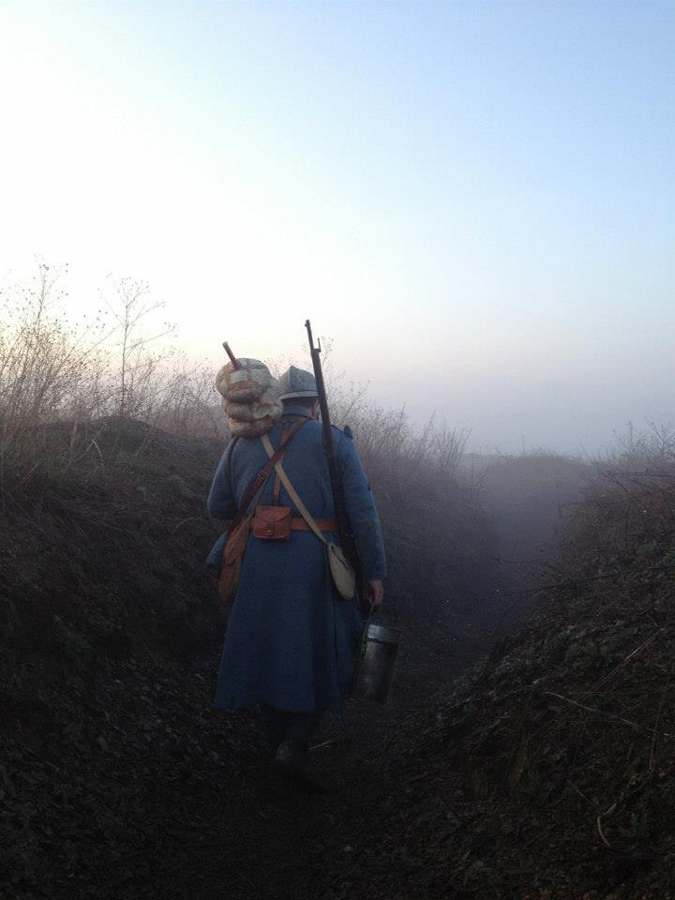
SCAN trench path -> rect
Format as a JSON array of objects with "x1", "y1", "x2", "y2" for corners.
[{"x1": 154, "y1": 687, "x2": 407, "y2": 900}]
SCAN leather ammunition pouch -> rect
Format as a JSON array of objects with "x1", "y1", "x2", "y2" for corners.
[{"x1": 252, "y1": 505, "x2": 293, "y2": 540}]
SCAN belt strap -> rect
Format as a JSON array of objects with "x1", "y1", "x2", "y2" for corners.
[
  {"x1": 260, "y1": 433, "x2": 330, "y2": 547},
  {"x1": 291, "y1": 517, "x2": 337, "y2": 532}
]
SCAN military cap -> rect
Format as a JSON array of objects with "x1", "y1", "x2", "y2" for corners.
[{"x1": 277, "y1": 365, "x2": 318, "y2": 401}]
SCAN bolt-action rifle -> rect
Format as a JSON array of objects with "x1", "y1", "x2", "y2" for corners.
[{"x1": 305, "y1": 320, "x2": 364, "y2": 606}]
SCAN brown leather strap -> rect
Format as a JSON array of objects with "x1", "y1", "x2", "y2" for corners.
[
  {"x1": 228, "y1": 418, "x2": 308, "y2": 530},
  {"x1": 290, "y1": 517, "x2": 337, "y2": 532},
  {"x1": 272, "y1": 468, "x2": 283, "y2": 506},
  {"x1": 273, "y1": 421, "x2": 295, "y2": 506}
]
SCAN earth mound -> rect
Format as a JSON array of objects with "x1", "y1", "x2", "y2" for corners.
[{"x1": 313, "y1": 463, "x2": 675, "y2": 900}]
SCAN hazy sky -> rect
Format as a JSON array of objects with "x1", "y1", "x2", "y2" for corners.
[{"x1": 1, "y1": 0, "x2": 673, "y2": 453}]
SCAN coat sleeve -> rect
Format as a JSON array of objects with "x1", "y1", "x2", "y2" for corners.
[
  {"x1": 337, "y1": 433, "x2": 387, "y2": 580},
  {"x1": 207, "y1": 441, "x2": 239, "y2": 520}
]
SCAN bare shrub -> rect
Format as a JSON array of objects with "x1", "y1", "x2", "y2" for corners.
[
  {"x1": 0, "y1": 266, "x2": 227, "y2": 480},
  {"x1": 577, "y1": 430, "x2": 675, "y2": 568},
  {"x1": 150, "y1": 358, "x2": 227, "y2": 440},
  {"x1": 101, "y1": 276, "x2": 176, "y2": 419},
  {"x1": 601, "y1": 421, "x2": 675, "y2": 472},
  {"x1": 0, "y1": 264, "x2": 114, "y2": 474}
]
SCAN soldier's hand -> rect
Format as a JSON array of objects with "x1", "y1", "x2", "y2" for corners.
[{"x1": 368, "y1": 579, "x2": 384, "y2": 610}]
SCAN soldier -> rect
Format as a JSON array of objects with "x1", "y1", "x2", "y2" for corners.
[{"x1": 207, "y1": 365, "x2": 386, "y2": 792}]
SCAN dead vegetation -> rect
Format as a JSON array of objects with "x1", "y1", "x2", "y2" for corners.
[{"x1": 0, "y1": 265, "x2": 226, "y2": 485}]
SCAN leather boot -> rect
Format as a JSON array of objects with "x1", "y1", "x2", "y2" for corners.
[
  {"x1": 269, "y1": 739, "x2": 327, "y2": 795},
  {"x1": 272, "y1": 737, "x2": 308, "y2": 774}
]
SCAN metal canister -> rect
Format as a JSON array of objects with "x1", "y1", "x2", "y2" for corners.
[{"x1": 351, "y1": 621, "x2": 402, "y2": 704}]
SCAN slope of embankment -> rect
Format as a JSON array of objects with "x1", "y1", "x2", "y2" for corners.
[
  {"x1": 315, "y1": 463, "x2": 675, "y2": 900},
  {"x1": 0, "y1": 419, "x2": 255, "y2": 897}
]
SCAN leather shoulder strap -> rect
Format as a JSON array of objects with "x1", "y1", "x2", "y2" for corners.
[
  {"x1": 228, "y1": 418, "x2": 307, "y2": 529},
  {"x1": 260, "y1": 433, "x2": 328, "y2": 547},
  {"x1": 272, "y1": 421, "x2": 295, "y2": 506}
]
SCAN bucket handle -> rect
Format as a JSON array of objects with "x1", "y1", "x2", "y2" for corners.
[{"x1": 348, "y1": 602, "x2": 377, "y2": 699}]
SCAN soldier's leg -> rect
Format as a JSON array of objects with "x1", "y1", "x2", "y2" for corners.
[
  {"x1": 270, "y1": 711, "x2": 330, "y2": 794},
  {"x1": 260, "y1": 704, "x2": 292, "y2": 753},
  {"x1": 285, "y1": 711, "x2": 322, "y2": 746}
]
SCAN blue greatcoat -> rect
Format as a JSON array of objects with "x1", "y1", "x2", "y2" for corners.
[{"x1": 207, "y1": 411, "x2": 386, "y2": 714}]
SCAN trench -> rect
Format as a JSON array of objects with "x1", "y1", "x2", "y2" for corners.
[
  {"x1": 142, "y1": 456, "x2": 591, "y2": 899},
  {"x1": 3, "y1": 430, "x2": 602, "y2": 900}
]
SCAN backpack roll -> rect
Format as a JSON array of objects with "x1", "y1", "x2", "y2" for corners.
[{"x1": 215, "y1": 357, "x2": 283, "y2": 439}]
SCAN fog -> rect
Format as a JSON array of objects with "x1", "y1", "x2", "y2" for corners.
[
  {"x1": 363, "y1": 369, "x2": 674, "y2": 457},
  {"x1": 1, "y1": 1, "x2": 673, "y2": 456}
]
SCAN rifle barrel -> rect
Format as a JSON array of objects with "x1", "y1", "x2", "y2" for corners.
[
  {"x1": 305, "y1": 320, "x2": 363, "y2": 601},
  {"x1": 305, "y1": 319, "x2": 314, "y2": 350}
]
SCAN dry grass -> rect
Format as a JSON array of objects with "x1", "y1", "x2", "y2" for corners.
[{"x1": 0, "y1": 265, "x2": 226, "y2": 483}]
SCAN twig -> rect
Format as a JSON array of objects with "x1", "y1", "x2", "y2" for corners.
[
  {"x1": 597, "y1": 802, "x2": 617, "y2": 849},
  {"x1": 586, "y1": 629, "x2": 664, "y2": 696},
  {"x1": 89, "y1": 439, "x2": 106, "y2": 474},
  {"x1": 172, "y1": 516, "x2": 201, "y2": 533},
  {"x1": 566, "y1": 779, "x2": 596, "y2": 808},
  {"x1": 649, "y1": 663, "x2": 674, "y2": 771},
  {"x1": 503, "y1": 563, "x2": 675, "y2": 597},
  {"x1": 544, "y1": 691, "x2": 673, "y2": 737},
  {"x1": 407, "y1": 769, "x2": 438, "y2": 785}
]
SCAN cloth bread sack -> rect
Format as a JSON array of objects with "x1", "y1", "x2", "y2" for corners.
[{"x1": 216, "y1": 358, "x2": 283, "y2": 438}]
